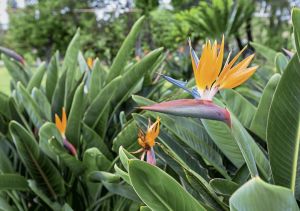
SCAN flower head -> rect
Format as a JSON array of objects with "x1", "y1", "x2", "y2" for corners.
[
  {"x1": 189, "y1": 36, "x2": 258, "y2": 100},
  {"x1": 87, "y1": 57, "x2": 93, "y2": 70},
  {"x1": 133, "y1": 117, "x2": 160, "y2": 165},
  {"x1": 55, "y1": 108, "x2": 77, "y2": 156}
]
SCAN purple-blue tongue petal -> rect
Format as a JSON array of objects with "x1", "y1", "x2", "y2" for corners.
[{"x1": 140, "y1": 99, "x2": 231, "y2": 126}]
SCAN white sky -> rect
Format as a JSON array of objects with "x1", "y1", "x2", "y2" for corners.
[{"x1": 0, "y1": 0, "x2": 25, "y2": 28}]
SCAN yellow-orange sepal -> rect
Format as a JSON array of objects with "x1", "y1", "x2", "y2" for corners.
[{"x1": 55, "y1": 107, "x2": 67, "y2": 136}]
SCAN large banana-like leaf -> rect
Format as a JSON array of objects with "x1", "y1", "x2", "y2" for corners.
[
  {"x1": 105, "y1": 16, "x2": 145, "y2": 83},
  {"x1": 250, "y1": 74, "x2": 281, "y2": 141},
  {"x1": 267, "y1": 55, "x2": 300, "y2": 197},
  {"x1": 10, "y1": 121, "x2": 65, "y2": 198},
  {"x1": 46, "y1": 51, "x2": 59, "y2": 101},
  {"x1": 63, "y1": 29, "x2": 80, "y2": 100},
  {"x1": 220, "y1": 89, "x2": 256, "y2": 128},
  {"x1": 293, "y1": 8, "x2": 300, "y2": 60},
  {"x1": 275, "y1": 53, "x2": 288, "y2": 73},
  {"x1": 32, "y1": 88, "x2": 52, "y2": 121},
  {"x1": 51, "y1": 71, "x2": 66, "y2": 119},
  {"x1": 65, "y1": 83, "x2": 84, "y2": 147},
  {"x1": 16, "y1": 82, "x2": 44, "y2": 128},
  {"x1": 128, "y1": 160, "x2": 206, "y2": 211},
  {"x1": 229, "y1": 177, "x2": 299, "y2": 211},
  {"x1": 88, "y1": 59, "x2": 107, "y2": 102},
  {"x1": 2, "y1": 54, "x2": 29, "y2": 86},
  {"x1": 0, "y1": 174, "x2": 28, "y2": 191},
  {"x1": 26, "y1": 62, "x2": 46, "y2": 92}
]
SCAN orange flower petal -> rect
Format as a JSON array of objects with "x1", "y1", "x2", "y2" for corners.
[
  {"x1": 62, "y1": 108, "x2": 67, "y2": 134},
  {"x1": 220, "y1": 66, "x2": 258, "y2": 89},
  {"x1": 55, "y1": 114, "x2": 63, "y2": 135}
]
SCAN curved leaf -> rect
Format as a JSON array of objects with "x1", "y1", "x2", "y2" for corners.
[
  {"x1": 250, "y1": 74, "x2": 281, "y2": 140},
  {"x1": 27, "y1": 62, "x2": 46, "y2": 92},
  {"x1": 46, "y1": 51, "x2": 59, "y2": 101},
  {"x1": 0, "y1": 174, "x2": 28, "y2": 191},
  {"x1": 128, "y1": 160, "x2": 206, "y2": 211},
  {"x1": 267, "y1": 55, "x2": 300, "y2": 196},
  {"x1": 10, "y1": 121, "x2": 65, "y2": 198},
  {"x1": 106, "y1": 16, "x2": 145, "y2": 83},
  {"x1": 229, "y1": 177, "x2": 299, "y2": 211}
]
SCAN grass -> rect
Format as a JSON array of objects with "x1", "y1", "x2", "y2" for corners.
[{"x1": 0, "y1": 66, "x2": 11, "y2": 95}]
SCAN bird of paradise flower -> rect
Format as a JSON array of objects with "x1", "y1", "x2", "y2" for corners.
[
  {"x1": 141, "y1": 36, "x2": 258, "y2": 125},
  {"x1": 132, "y1": 117, "x2": 160, "y2": 165},
  {"x1": 55, "y1": 108, "x2": 77, "y2": 156}
]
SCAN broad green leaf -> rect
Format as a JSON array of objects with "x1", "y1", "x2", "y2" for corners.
[
  {"x1": 275, "y1": 53, "x2": 288, "y2": 73},
  {"x1": 128, "y1": 160, "x2": 206, "y2": 211},
  {"x1": 112, "y1": 120, "x2": 138, "y2": 152},
  {"x1": 46, "y1": 51, "x2": 59, "y2": 101},
  {"x1": 250, "y1": 42, "x2": 277, "y2": 63},
  {"x1": 16, "y1": 82, "x2": 44, "y2": 128},
  {"x1": 267, "y1": 55, "x2": 300, "y2": 197},
  {"x1": 229, "y1": 177, "x2": 299, "y2": 211},
  {"x1": 63, "y1": 29, "x2": 80, "y2": 101},
  {"x1": 140, "y1": 206, "x2": 151, "y2": 211},
  {"x1": 0, "y1": 174, "x2": 28, "y2": 191},
  {"x1": 39, "y1": 122, "x2": 63, "y2": 161},
  {"x1": 0, "y1": 147, "x2": 14, "y2": 173},
  {"x1": 250, "y1": 74, "x2": 281, "y2": 140},
  {"x1": 0, "y1": 197, "x2": 15, "y2": 211},
  {"x1": 48, "y1": 138, "x2": 86, "y2": 175},
  {"x1": 84, "y1": 76, "x2": 121, "y2": 128},
  {"x1": 119, "y1": 146, "x2": 137, "y2": 172},
  {"x1": 28, "y1": 180, "x2": 62, "y2": 210},
  {"x1": 106, "y1": 16, "x2": 145, "y2": 83},
  {"x1": 0, "y1": 92, "x2": 11, "y2": 119},
  {"x1": 65, "y1": 83, "x2": 84, "y2": 147},
  {"x1": 209, "y1": 178, "x2": 239, "y2": 196},
  {"x1": 32, "y1": 88, "x2": 52, "y2": 121},
  {"x1": 81, "y1": 123, "x2": 113, "y2": 160},
  {"x1": 221, "y1": 89, "x2": 256, "y2": 128},
  {"x1": 83, "y1": 148, "x2": 111, "y2": 172},
  {"x1": 114, "y1": 164, "x2": 131, "y2": 184},
  {"x1": 88, "y1": 59, "x2": 106, "y2": 102},
  {"x1": 10, "y1": 121, "x2": 65, "y2": 198},
  {"x1": 51, "y1": 71, "x2": 66, "y2": 119},
  {"x1": 2, "y1": 54, "x2": 29, "y2": 86},
  {"x1": 26, "y1": 62, "x2": 46, "y2": 92},
  {"x1": 89, "y1": 171, "x2": 120, "y2": 183}
]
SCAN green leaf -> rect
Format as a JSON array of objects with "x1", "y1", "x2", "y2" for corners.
[
  {"x1": 89, "y1": 171, "x2": 120, "y2": 183},
  {"x1": 106, "y1": 16, "x2": 145, "y2": 83},
  {"x1": 39, "y1": 122, "x2": 63, "y2": 161},
  {"x1": 275, "y1": 53, "x2": 288, "y2": 73},
  {"x1": 81, "y1": 123, "x2": 113, "y2": 160},
  {"x1": 51, "y1": 71, "x2": 66, "y2": 119},
  {"x1": 221, "y1": 89, "x2": 256, "y2": 128},
  {"x1": 65, "y1": 83, "x2": 85, "y2": 147},
  {"x1": 28, "y1": 180, "x2": 62, "y2": 210},
  {"x1": 84, "y1": 76, "x2": 121, "y2": 128},
  {"x1": 48, "y1": 138, "x2": 86, "y2": 176},
  {"x1": 128, "y1": 160, "x2": 206, "y2": 211},
  {"x1": 32, "y1": 88, "x2": 52, "y2": 121},
  {"x1": 250, "y1": 42, "x2": 277, "y2": 63},
  {"x1": 2, "y1": 54, "x2": 29, "y2": 86},
  {"x1": 27, "y1": 62, "x2": 46, "y2": 92},
  {"x1": 46, "y1": 51, "x2": 59, "y2": 101},
  {"x1": 114, "y1": 164, "x2": 131, "y2": 184},
  {"x1": 119, "y1": 146, "x2": 137, "y2": 172},
  {"x1": 63, "y1": 29, "x2": 80, "y2": 101},
  {"x1": 209, "y1": 178, "x2": 239, "y2": 196},
  {"x1": 112, "y1": 120, "x2": 138, "y2": 152},
  {"x1": 267, "y1": 55, "x2": 300, "y2": 197},
  {"x1": 88, "y1": 58, "x2": 107, "y2": 102},
  {"x1": 0, "y1": 92, "x2": 11, "y2": 119},
  {"x1": 16, "y1": 82, "x2": 44, "y2": 128},
  {"x1": 83, "y1": 148, "x2": 111, "y2": 172},
  {"x1": 229, "y1": 177, "x2": 299, "y2": 211},
  {"x1": 250, "y1": 74, "x2": 281, "y2": 140},
  {"x1": 10, "y1": 121, "x2": 65, "y2": 198},
  {"x1": 0, "y1": 174, "x2": 28, "y2": 191}
]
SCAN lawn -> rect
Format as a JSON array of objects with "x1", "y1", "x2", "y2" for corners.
[{"x1": 0, "y1": 66, "x2": 11, "y2": 95}]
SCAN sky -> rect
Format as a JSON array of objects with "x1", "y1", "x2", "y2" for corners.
[{"x1": 0, "y1": 0, "x2": 25, "y2": 29}]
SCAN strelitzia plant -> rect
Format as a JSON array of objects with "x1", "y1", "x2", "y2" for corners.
[
  {"x1": 55, "y1": 107, "x2": 77, "y2": 156},
  {"x1": 141, "y1": 36, "x2": 258, "y2": 125},
  {"x1": 132, "y1": 117, "x2": 160, "y2": 165}
]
